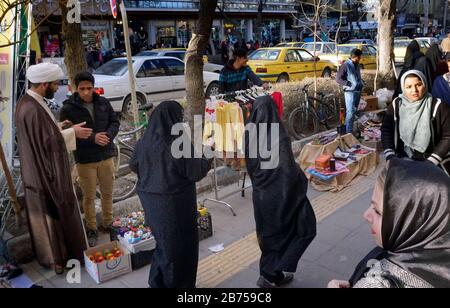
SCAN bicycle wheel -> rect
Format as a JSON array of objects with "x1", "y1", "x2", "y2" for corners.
[
  {"x1": 317, "y1": 98, "x2": 339, "y2": 129},
  {"x1": 289, "y1": 107, "x2": 319, "y2": 139},
  {"x1": 96, "y1": 148, "x2": 137, "y2": 203}
]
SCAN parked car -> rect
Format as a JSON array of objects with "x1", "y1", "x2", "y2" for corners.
[
  {"x1": 247, "y1": 47, "x2": 336, "y2": 83},
  {"x1": 319, "y1": 44, "x2": 377, "y2": 69},
  {"x1": 91, "y1": 56, "x2": 220, "y2": 116},
  {"x1": 301, "y1": 42, "x2": 337, "y2": 56},
  {"x1": 136, "y1": 48, "x2": 224, "y2": 73},
  {"x1": 347, "y1": 39, "x2": 376, "y2": 46},
  {"x1": 394, "y1": 39, "x2": 430, "y2": 64},
  {"x1": 275, "y1": 42, "x2": 305, "y2": 48},
  {"x1": 414, "y1": 37, "x2": 440, "y2": 46}
]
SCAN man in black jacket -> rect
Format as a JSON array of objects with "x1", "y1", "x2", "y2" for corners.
[{"x1": 60, "y1": 72, "x2": 120, "y2": 247}]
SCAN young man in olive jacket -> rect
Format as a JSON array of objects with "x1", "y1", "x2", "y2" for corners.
[{"x1": 60, "y1": 72, "x2": 120, "y2": 247}]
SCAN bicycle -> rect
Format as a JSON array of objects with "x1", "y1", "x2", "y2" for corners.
[
  {"x1": 288, "y1": 83, "x2": 339, "y2": 140},
  {"x1": 95, "y1": 102, "x2": 153, "y2": 203},
  {"x1": 0, "y1": 157, "x2": 22, "y2": 238}
]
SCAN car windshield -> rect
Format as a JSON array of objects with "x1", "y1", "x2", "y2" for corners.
[
  {"x1": 248, "y1": 49, "x2": 281, "y2": 60},
  {"x1": 136, "y1": 51, "x2": 158, "y2": 57},
  {"x1": 394, "y1": 41, "x2": 411, "y2": 48},
  {"x1": 337, "y1": 46, "x2": 356, "y2": 54},
  {"x1": 302, "y1": 44, "x2": 321, "y2": 52},
  {"x1": 94, "y1": 59, "x2": 131, "y2": 76},
  {"x1": 276, "y1": 43, "x2": 289, "y2": 47}
]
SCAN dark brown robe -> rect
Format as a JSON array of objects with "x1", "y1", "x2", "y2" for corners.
[{"x1": 15, "y1": 93, "x2": 87, "y2": 268}]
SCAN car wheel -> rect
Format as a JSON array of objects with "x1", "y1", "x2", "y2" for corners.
[
  {"x1": 206, "y1": 82, "x2": 220, "y2": 98},
  {"x1": 122, "y1": 94, "x2": 145, "y2": 122},
  {"x1": 277, "y1": 74, "x2": 289, "y2": 83},
  {"x1": 322, "y1": 67, "x2": 332, "y2": 78}
]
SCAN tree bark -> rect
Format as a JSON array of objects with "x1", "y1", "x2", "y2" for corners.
[
  {"x1": 59, "y1": 1, "x2": 87, "y2": 89},
  {"x1": 377, "y1": 0, "x2": 396, "y2": 89},
  {"x1": 185, "y1": 0, "x2": 217, "y2": 139}
]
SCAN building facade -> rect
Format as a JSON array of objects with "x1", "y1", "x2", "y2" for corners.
[{"x1": 123, "y1": 0, "x2": 297, "y2": 47}]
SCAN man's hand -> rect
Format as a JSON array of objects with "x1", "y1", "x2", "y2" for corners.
[
  {"x1": 73, "y1": 122, "x2": 93, "y2": 139},
  {"x1": 95, "y1": 132, "x2": 110, "y2": 146},
  {"x1": 60, "y1": 120, "x2": 72, "y2": 130},
  {"x1": 327, "y1": 280, "x2": 351, "y2": 288}
]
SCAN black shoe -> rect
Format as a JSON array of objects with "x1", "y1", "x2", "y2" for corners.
[
  {"x1": 256, "y1": 272, "x2": 294, "y2": 288},
  {"x1": 278, "y1": 271, "x2": 294, "y2": 286},
  {"x1": 256, "y1": 276, "x2": 278, "y2": 288},
  {"x1": 98, "y1": 225, "x2": 112, "y2": 234},
  {"x1": 87, "y1": 229, "x2": 98, "y2": 247}
]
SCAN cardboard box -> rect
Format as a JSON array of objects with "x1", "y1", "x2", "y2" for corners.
[
  {"x1": 119, "y1": 235, "x2": 157, "y2": 254},
  {"x1": 315, "y1": 154, "x2": 332, "y2": 171},
  {"x1": 362, "y1": 96, "x2": 379, "y2": 111},
  {"x1": 84, "y1": 241, "x2": 131, "y2": 284}
]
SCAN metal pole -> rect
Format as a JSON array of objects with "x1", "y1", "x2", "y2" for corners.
[
  {"x1": 444, "y1": 0, "x2": 449, "y2": 34},
  {"x1": 119, "y1": 0, "x2": 139, "y2": 129}
]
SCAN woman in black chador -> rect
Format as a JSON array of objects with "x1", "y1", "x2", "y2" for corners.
[
  {"x1": 130, "y1": 101, "x2": 210, "y2": 288},
  {"x1": 245, "y1": 96, "x2": 317, "y2": 288}
]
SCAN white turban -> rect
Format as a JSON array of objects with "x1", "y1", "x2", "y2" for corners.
[{"x1": 27, "y1": 62, "x2": 64, "y2": 83}]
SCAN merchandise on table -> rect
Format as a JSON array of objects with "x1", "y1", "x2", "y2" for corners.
[
  {"x1": 315, "y1": 154, "x2": 332, "y2": 171},
  {"x1": 307, "y1": 143, "x2": 375, "y2": 180},
  {"x1": 312, "y1": 131, "x2": 339, "y2": 145}
]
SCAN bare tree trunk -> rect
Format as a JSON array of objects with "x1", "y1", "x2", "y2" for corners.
[
  {"x1": 377, "y1": 0, "x2": 396, "y2": 89},
  {"x1": 59, "y1": 1, "x2": 87, "y2": 89},
  {"x1": 185, "y1": 0, "x2": 217, "y2": 138}
]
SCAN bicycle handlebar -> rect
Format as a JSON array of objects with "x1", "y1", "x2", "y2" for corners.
[{"x1": 117, "y1": 125, "x2": 145, "y2": 137}]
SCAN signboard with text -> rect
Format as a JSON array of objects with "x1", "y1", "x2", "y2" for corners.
[{"x1": 0, "y1": 6, "x2": 15, "y2": 167}]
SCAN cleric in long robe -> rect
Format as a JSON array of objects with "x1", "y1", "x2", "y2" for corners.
[{"x1": 15, "y1": 63, "x2": 92, "y2": 274}]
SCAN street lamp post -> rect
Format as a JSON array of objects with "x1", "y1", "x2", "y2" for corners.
[{"x1": 119, "y1": 0, "x2": 139, "y2": 129}]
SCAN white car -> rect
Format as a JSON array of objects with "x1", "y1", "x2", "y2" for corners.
[
  {"x1": 415, "y1": 37, "x2": 439, "y2": 46},
  {"x1": 136, "y1": 50, "x2": 224, "y2": 73},
  {"x1": 301, "y1": 42, "x2": 337, "y2": 56},
  {"x1": 92, "y1": 56, "x2": 220, "y2": 115}
]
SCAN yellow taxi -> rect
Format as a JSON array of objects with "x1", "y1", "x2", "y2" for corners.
[
  {"x1": 247, "y1": 47, "x2": 336, "y2": 83},
  {"x1": 319, "y1": 44, "x2": 377, "y2": 69},
  {"x1": 394, "y1": 39, "x2": 430, "y2": 64},
  {"x1": 275, "y1": 42, "x2": 305, "y2": 48}
]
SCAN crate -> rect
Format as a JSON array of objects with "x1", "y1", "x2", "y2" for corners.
[
  {"x1": 110, "y1": 226, "x2": 120, "y2": 242},
  {"x1": 198, "y1": 212, "x2": 213, "y2": 241},
  {"x1": 119, "y1": 235, "x2": 157, "y2": 254},
  {"x1": 130, "y1": 250, "x2": 154, "y2": 270},
  {"x1": 84, "y1": 241, "x2": 131, "y2": 284}
]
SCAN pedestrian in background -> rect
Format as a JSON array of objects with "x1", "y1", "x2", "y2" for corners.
[{"x1": 335, "y1": 48, "x2": 364, "y2": 134}]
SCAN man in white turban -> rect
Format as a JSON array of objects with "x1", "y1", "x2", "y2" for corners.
[{"x1": 15, "y1": 63, "x2": 91, "y2": 274}]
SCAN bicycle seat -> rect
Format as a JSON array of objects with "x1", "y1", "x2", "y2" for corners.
[{"x1": 139, "y1": 102, "x2": 153, "y2": 111}]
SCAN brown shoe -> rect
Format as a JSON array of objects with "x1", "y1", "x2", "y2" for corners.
[
  {"x1": 98, "y1": 225, "x2": 112, "y2": 234},
  {"x1": 54, "y1": 264, "x2": 64, "y2": 275}
]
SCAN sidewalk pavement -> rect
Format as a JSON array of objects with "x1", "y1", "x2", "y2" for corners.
[{"x1": 20, "y1": 162, "x2": 384, "y2": 288}]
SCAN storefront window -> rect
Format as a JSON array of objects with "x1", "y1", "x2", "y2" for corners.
[{"x1": 157, "y1": 26, "x2": 176, "y2": 47}]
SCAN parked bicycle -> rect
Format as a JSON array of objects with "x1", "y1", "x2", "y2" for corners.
[
  {"x1": 288, "y1": 83, "x2": 339, "y2": 140},
  {"x1": 96, "y1": 102, "x2": 153, "y2": 202}
]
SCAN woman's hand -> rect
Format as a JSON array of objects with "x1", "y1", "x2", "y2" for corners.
[{"x1": 327, "y1": 280, "x2": 351, "y2": 288}]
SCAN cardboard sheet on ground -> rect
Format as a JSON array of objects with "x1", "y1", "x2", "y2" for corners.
[{"x1": 298, "y1": 134, "x2": 378, "y2": 192}]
